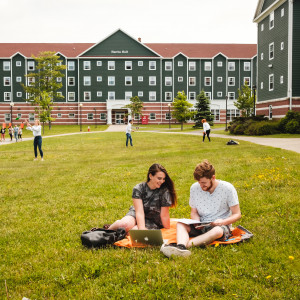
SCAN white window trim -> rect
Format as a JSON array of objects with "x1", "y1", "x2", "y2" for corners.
[
  {"x1": 83, "y1": 61, "x2": 91, "y2": 70},
  {"x1": 269, "y1": 74, "x2": 274, "y2": 91},
  {"x1": 189, "y1": 92, "x2": 196, "y2": 100},
  {"x1": 165, "y1": 92, "x2": 172, "y2": 101},
  {"x1": 68, "y1": 61, "x2": 75, "y2": 71},
  {"x1": 269, "y1": 11, "x2": 274, "y2": 29},
  {"x1": 217, "y1": 77, "x2": 223, "y2": 82},
  {"x1": 83, "y1": 76, "x2": 91, "y2": 86},
  {"x1": 138, "y1": 76, "x2": 143, "y2": 82},
  {"x1": 269, "y1": 42, "x2": 274, "y2": 60},
  {"x1": 149, "y1": 113, "x2": 156, "y2": 120},
  {"x1": 228, "y1": 62, "x2": 235, "y2": 71},
  {"x1": 149, "y1": 91, "x2": 156, "y2": 101},
  {"x1": 204, "y1": 62, "x2": 211, "y2": 71},
  {"x1": 84, "y1": 91, "x2": 91, "y2": 101},
  {"x1": 108, "y1": 76, "x2": 115, "y2": 86},
  {"x1": 204, "y1": 77, "x2": 211, "y2": 86},
  {"x1": 189, "y1": 77, "x2": 196, "y2": 86},
  {"x1": 108, "y1": 61, "x2": 115, "y2": 70},
  {"x1": 189, "y1": 61, "x2": 196, "y2": 71},
  {"x1": 68, "y1": 77, "x2": 75, "y2": 86},
  {"x1": 228, "y1": 77, "x2": 235, "y2": 86},
  {"x1": 149, "y1": 61, "x2": 156, "y2": 70},
  {"x1": 125, "y1": 61, "x2": 132, "y2": 70},
  {"x1": 165, "y1": 77, "x2": 172, "y2": 86},
  {"x1": 108, "y1": 92, "x2": 115, "y2": 100},
  {"x1": 97, "y1": 91, "x2": 102, "y2": 97},
  {"x1": 68, "y1": 92, "x2": 75, "y2": 101},
  {"x1": 125, "y1": 76, "x2": 132, "y2": 86},
  {"x1": 149, "y1": 76, "x2": 156, "y2": 86},
  {"x1": 165, "y1": 62, "x2": 172, "y2": 71}
]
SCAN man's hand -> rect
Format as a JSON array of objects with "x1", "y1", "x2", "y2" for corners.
[{"x1": 211, "y1": 219, "x2": 224, "y2": 226}]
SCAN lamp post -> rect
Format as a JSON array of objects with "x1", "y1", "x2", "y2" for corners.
[
  {"x1": 225, "y1": 95, "x2": 228, "y2": 131},
  {"x1": 79, "y1": 103, "x2": 83, "y2": 131},
  {"x1": 168, "y1": 103, "x2": 171, "y2": 129},
  {"x1": 94, "y1": 107, "x2": 97, "y2": 128},
  {"x1": 10, "y1": 102, "x2": 14, "y2": 126},
  {"x1": 252, "y1": 85, "x2": 256, "y2": 117}
]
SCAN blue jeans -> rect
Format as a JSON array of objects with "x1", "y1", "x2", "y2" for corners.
[
  {"x1": 126, "y1": 133, "x2": 133, "y2": 146},
  {"x1": 34, "y1": 136, "x2": 43, "y2": 158}
]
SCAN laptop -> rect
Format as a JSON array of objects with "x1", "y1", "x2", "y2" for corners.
[{"x1": 129, "y1": 229, "x2": 164, "y2": 246}]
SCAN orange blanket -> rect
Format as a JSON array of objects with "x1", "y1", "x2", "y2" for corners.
[{"x1": 114, "y1": 220, "x2": 253, "y2": 248}]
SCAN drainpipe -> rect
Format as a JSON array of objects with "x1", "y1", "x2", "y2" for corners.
[{"x1": 288, "y1": 0, "x2": 294, "y2": 110}]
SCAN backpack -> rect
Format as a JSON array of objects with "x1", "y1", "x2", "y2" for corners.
[
  {"x1": 81, "y1": 227, "x2": 126, "y2": 248},
  {"x1": 227, "y1": 140, "x2": 239, "y2": 145}
]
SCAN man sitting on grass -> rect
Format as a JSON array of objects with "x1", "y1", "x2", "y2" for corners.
[{"x1": 161, "y1": 160, "x2": 241, "y2": 257}]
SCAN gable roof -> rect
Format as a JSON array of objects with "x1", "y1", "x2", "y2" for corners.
[
  {"x1": 253, "y1": 0, "x2": 286, "y2": 22},
  {"x1": 145, "y1": 43, "x2": 257, "y2": 59}
]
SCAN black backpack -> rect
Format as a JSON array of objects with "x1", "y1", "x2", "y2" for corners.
[
  {"x1": 81, "y1": 227, "x2": 126, "y2": 248},
  {"x1": 227, "y1": 140, "x2": 239, "y2": 145}
]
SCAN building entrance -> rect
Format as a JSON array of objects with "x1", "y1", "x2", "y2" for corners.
[{"x1": 115, "y1": 112, "x2": 125, "y2": 124}]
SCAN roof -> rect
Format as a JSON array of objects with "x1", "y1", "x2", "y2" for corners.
[{"x1": 0, "y1": 42, "x2": 257, "y2": 59}]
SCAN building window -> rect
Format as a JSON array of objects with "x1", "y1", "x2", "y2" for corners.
[
  {"x1": 16, "y1": 77, "x2": 22, "y2": 82},
  {"x1": 83, "y1": 76, "x2": 91, "y2": 86},
  {"x1": 28, "y1": 77, "x2": 35, "y2": 86},
  {"x1": 228, "y1": 109, "x2": 240, "y2": 121},
  {"x1": 165, "y1": 62, "x2": 172, "y2": 71},
  {"x1": 178, "y1": 76, "x2": 183, "y2": 82},
  {"x1": 217, "y1": 91, "x2": 222, "y2": 97},
  {"x1": 261, "y1": 53, "x2": 264, "y2": 60},
  {"x1": 178, "y1": 61, "x2": 183, "y2": 67},
  {"x1": 57, "y1": 77, "x2": 62, "y2": 83},
  {"x1": 281, "y1": 42, "x2": 284, "y2": 50},
  {"x1": 57, "y1": 113, "x2": 62, "y2": 118},
  {"x1": 228, "y1": 62, "x2": 235, "y2": 71},
  {"x1": 134, "y1": 114, "x2": 141, "y2": 121},
  {"x1": 17, "y1": 92, "x2": 22, "y2": 97},
  {"x1": 269, "y1": 74, "x2": 274, "y2": 91},
  {"x1": 205, "y1": 77, "x2": 211, "y2": 86},
  {"x1": 217, "y1": 61, "x2": 223, "y2": 67},
  {"x1": 108, "y1": 76, "x2": 115, "y2": 86},
  {"x1": 125, "y1": 76, "x2": 132, "y2": 86},
  {"x1": 149, "y1": 92, "x2": 156, "y2": 101},
  {"x1": 269, "y1": 105, "x2": 273, "y2": 119},
  {"x1": 189, "y1": 77, "x2": 196, "y2": 86},
  {"x1": 68, "y1": 113, "x2": 75, "y2": 118},
  {"x1": 211, "y1": 109, "x2": 220, "y2": 121},
  {"x1": 189, "y1": 92, "x2": 196, "y2": 100},
  {"x1": 68, "y1": 61, "x2": 75, "y2": 71},
  {"x1": 108, "y1": 61, "x2": 115, "y2": 70},
  {"x1": 138, "y1": 91, "x2": 143, "y2": 97},
  {"x1": 280, "y1": 76, "x2": 284, "y2": 84},
  {"x1": 108, "y1": 92, "x2": 115, "y2": 100},
  {"x1": 68, "y1": 92, "x2": 75, "y2": 101},
  {"x1": 244, "y1": 62, "x2": 251, "y2": 71},
  {"x1": 204, "y1": 62, "x2": 211, "y2": 71},
  {"x1": 228, "y1": 92, "x2": 235, "y2": 100},
  {"x1": 3, "y1": 61, "x2": 10, "y2": 71},
  {"x1": 5, "y1": 113, "x2": 11, "y2": 122},
  {"x1": 228, "y1": 77, "x2": 235, "y2": 86},
  {"x1": 138, "y1": 76, "x2": 143, "y2": 82},
  {"x1": 269, "y1": 43, "x2": 274, "y2": 60},
  {"x1": 165, "y1": 77, "x2": 172, "y2": 86},
  {"x1": 138, "y1": 61, "x2": 143, "y2": 66},
  {"x1": 261, "y1": 23, "x2": 264, "y2": 31},
  {"x1": 16, "y1": 61, "x2": 22, "y2": 67},
  {"x1": 269, "y1": 11, "x2": 274, "y2": 29},
  {"x1": 4, "y1": 77, "x2": 11, "y2": 86},
  {"x1": 244, "y1": 77, "x2": 250, "y2": 86},
  {"x1": 83, "y1": 61, "x2": 91, "y2": 70},
  {"x1": 165, "y1": 113, "x2": 171, "y2": 120},
  {"x1": 165, "y1": 92, "x2": 172, "y2": 101},
  {"x1": 281, "y1": 8, "x2": 284, "y2": 17},
  {"x1": 149, "y1": 61, "x2": 156, "y2": 70},
  {"x1": 217, "y1": 77, "x2": 222, "y2": 82},
  {"x1": 205, "y1": 92, "x2": 211, "y2": 100},
  {"x1": 97, "y1": 61, "x2": 102, "y2": 66},
  {"x1": 28, "y1": 113, "x2": 35, "y2": 122},
  {"x1": 125, "y1": 61, "x2": 132, "y2": 70},
  {"x1": 68, "y1": 77, "x2": 75, "y2": 86},
  {"x1": 125, "y1": 91, "x2": 132, "y2": 100},
  {"x1": 189, "y1": 61, "x2": 196, "y2": 71},
  {"x1": 100, "y1": 113, "x2": 107, "y2": 120},
  {"x1": 87, "y1": 113, "x2": 94, "y2": 120},
  {"x1": 84, "y1": 92, "x2": 91, "y2": 101},
  {"x1": 261, "y1": 82, "x2": 263, "y2": 89},
  {"x1": 97, "y1": 91, "x2": 102, "y2": 97},
  {"x1": 149, "y1": 113, "x2": 156, "y2": 120},
  {"x1": 28, "y1": 61, "x2": 35, "y2": 71},
  {"x1": 149, "y1": 76, "x2": 156, "y2": 86}
]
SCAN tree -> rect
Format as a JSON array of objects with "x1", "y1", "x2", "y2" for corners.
[
  {"x1": 124, "y1": 96, "x2": 143, "y2": 123},
  {"x1": 22, "y1": 51, "x2": 66, "y2": 130},
  {"x1": 172, "y1": 91, "x2": 194, "y2": 130},
  {"x1": 193, "y1": 90, "x2": 214, "y2": 128},
  {"x1": 234, "y1": 83, "x2": 254, "y2": 117}
]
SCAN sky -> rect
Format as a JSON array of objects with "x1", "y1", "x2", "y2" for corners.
[{"x1": 0, "y1": 0, "x2": 258, "y2": 44}]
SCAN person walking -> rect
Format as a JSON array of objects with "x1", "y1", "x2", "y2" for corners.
[
  {"x1": 126, "y1": 119, "x2": 134, "y2": 147},
  {"x1": 202, "y1": 119, "x2": 211, "y2": 142},
  {"x1": 1, "y1": 127, "x2": 6, "y2": 142},
  {"x1": 25, "y1": 119, "x2": 44, "y2": 161},
  {"x1": 18, "y1": 127, "x2": 23, "y2": 141},
  {"x1": 14, "y1": 125, "x2": 19, "y2": 142},
  {"x1": 8, "y1": 126, "x2": 13, "y2": 142}
]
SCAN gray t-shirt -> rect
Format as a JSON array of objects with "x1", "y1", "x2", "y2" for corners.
[
  {"x1": 126, "y1": 182, "x2": 172, "y2": 229},
  {"x1": 189, "y1": 180, "x2": 239, "y2": 223}
]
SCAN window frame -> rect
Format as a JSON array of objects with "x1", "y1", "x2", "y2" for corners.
[
  {"x1": 83, "y1": 61, "x2": 91, "y2": 70},
  {"x1": 228, "y1": 92, "x2": 235, "y2": 100},
  {"x1": 269, "y1": 42, "x2": 274, "y2": 60},
  {"x1": 68, "y1": 92, "x2": 76, "y2": 101},
  {"x1": 84, "y1": 91, "x2": 91, "y2": 101},
  {"x1": 204, "y1": 62, "x2": 211, "y2": 71},
  {"x1": 125, "y1": 61, "x2": 132, "y2": 70}
]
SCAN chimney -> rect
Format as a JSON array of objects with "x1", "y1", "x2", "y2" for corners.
[{"x1": 138, "y1": 37, "x2": 142, "y2": 42}]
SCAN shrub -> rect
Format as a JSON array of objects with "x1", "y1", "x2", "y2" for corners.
[
  {"x1": 244, "y1": 121, "x2": 279, "y2": 135},
  {"x1": 278, "y1": 111, "x2": 300, "y2": 133},
  {"x1": 286, "y1": 119, "x2": 300, "y2": 134}
]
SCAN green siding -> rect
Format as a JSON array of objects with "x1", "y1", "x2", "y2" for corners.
[
  {"x1": 173, "y1": 55, "x2": 187, "y2": 96},
  {"x1": 66, "y1": 59, "x2": 78, "y2": 102},
  {"x1": 262, "y1": 0, "x2": 277, "y2": 12},
  {"x1": 227, "y1": 60, "x2": 239, "y2": 97},
  {"x1": 11, "y1": 55, "x2": 26, "y2": 103},
  {"x1": 162, "y1": 59, "x2": 173, "y2": 102},
  {"x1": 292, "y1": 0, "x2": 300, "y2": 96},
  {"x1": 201, "y1": 60, "x2": 212, "y2": 95},
  {"x1": 213, "y1": 54, "x2": 226, "y2": 99}
]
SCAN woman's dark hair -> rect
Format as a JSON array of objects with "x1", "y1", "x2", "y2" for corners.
[{"x1": 147, "y1": 163, "x2": 177, "y2": 207}]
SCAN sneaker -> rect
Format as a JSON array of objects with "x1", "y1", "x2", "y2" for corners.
[
  {"x1": 41, "y1": 158, "x2": 44, "y2": 161},
  {"x1": 34, "y1": 158, "x2": 38, "y2": 161},
  {"x1": 160, "y1": 243, "x2": 191, "y2": 258}
]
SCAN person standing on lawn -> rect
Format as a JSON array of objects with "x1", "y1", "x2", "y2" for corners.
[
  {"x1": 0, "y1": 127, "x2": 6, "y2": 142},
  {"x1": 161, "y1": 160, "x2": 241, "y2": 257},
  {"x1": 14, "y1": 125, "x2": 19, "y2": 142},
  {"x1": 126, "y1": 119, "x2": 134, "y2": 147},
  {"x1": 8, "y1": 126, "x2": 13, "y2": 141},
  {"x1": 108, "y1": 163, "x2": 177, "y2": 232},
  {"x1": 25, "y1": 119, "x2": 44, "y2": 161},
  {"x1": 202, "y1": 119, "x2": 211, "y2": 142}
]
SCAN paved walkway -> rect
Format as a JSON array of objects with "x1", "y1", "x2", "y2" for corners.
[{"x1": 1, "y1": 125, "x2": 299, "y2": 154}]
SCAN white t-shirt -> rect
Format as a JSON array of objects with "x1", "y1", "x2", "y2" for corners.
[
  {"x1": 126, "y1": 123, "x2": 132, "y2": 134},
  {"x1": 26, "y1": 125, "x2": 42, "y2": 137},
  {"x1": 203, "y1": 122, "x2": 210, "y2": 132},
  {"x1": 189, "y1": 180, "x2": 239, "y2": 223}
]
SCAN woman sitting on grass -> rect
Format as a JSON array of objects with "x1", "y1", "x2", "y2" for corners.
[{"x1": 108, "y1": 163, "x2": 177, "y2": 232}]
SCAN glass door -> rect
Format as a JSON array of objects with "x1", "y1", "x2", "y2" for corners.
[{"x1": 115, "y1": 113, "x2": 125, "y2": 124}]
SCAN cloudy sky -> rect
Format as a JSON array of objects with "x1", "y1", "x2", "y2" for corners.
[{"x1": 1, "y1": 0, "x2": 258, "y2": 44}]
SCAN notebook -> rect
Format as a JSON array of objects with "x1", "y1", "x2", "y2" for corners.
[{"x1": 129, "y1": 229, "x2": 164, "y2": 246}]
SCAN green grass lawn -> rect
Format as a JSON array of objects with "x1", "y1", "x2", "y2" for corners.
[
  {"x1": 1, "y1": 132, "x2": 299, "y2": 299},
  {"x1": 136, "y1": 123, "x2": 225, "y2": 132}
]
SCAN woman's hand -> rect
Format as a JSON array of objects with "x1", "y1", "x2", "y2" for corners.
[{"x1": 211, "y1": 219, "x2": 224, "y2": 226}]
